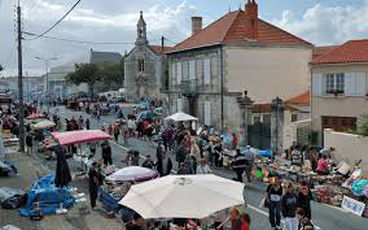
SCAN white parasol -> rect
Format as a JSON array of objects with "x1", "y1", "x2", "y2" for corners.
[
  {"x1": 164, "y1": 112, "x2": 198, "y2": 122},
  {"x1": 119, "y1": 174, "x2": 244, "y2": 219}
]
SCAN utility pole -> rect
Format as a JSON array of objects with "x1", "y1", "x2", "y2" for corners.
[{"x1": 17, "y1": 0, "x2": 25, "y2": 152}]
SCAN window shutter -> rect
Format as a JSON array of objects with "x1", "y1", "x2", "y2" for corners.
[
  {"x1": 204, "y1": 59, "x2": 211, "y2": 84},
  {"x1": 176, "y1": 62, "x2": 182, "y2": 84},
  {"x1": 204, "y1": 101, "x2": 211, "y2": 125},
  {"x1": 312, "y1": 73, "x2": 323, "y2": 96},
  {"x1": 189, "y1": 60, "x2": 196, "y2": 80},
  {"x1": 345, "y1": 72, "x2": 356, "y2": 96},
  {"x1": 355, "y1": 72, "x2": 367, "y2": 96},
  {"x1": 177, "y1": 98, "x2": 183, "y2": 112}
]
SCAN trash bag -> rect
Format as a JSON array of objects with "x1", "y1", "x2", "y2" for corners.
[
  {"x1": 0, "y1": 161, "x2": 17, "y2": 177},
  {"x1": 352, "y1": 179, "x2": 368, "y2": 197}
]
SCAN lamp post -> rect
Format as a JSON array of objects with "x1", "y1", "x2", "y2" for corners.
[{"x1": 35, "y1": 56, "x2": 58, "y2": 113}]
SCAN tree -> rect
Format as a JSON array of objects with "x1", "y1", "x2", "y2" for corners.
[
  {"x1": 66, "y1": 63, "x2": 102, "y2": 97},
  {"x1": 99, "y1": 60, "x2": 124, "y2": 91},
  {"x1": 357, "y1": 114, "x2": 368, "y2": 137}
]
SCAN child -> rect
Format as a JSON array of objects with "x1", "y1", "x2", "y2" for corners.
[{"x1": 240, "y1": 213, "x2": 251, "y2": 230}]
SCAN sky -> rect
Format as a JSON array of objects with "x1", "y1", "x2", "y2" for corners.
[{"x1": 1, "y1": 0, "x2": 368, "y2": 77}]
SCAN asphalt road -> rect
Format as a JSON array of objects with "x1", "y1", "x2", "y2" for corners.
[{"x1": 46, "y1": 106, "x2": 368, "y2": 230}]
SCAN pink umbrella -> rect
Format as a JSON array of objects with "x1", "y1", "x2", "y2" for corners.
[
  {"x1": 51, "y1": 130, "x2": 111, "y2": 146},
  {"x1": 106, "y1": 166, "x2": 158, "y2": 183},
  {"x1": 26, "y1": 113, "x2": 43, "y2": 119}
]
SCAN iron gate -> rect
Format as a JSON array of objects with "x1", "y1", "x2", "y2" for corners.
[{"x1": 248, "y1": 122, "x2": 271, "y2": 150}]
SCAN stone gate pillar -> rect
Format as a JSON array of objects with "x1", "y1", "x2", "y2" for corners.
[
  {"x1": 271, "y1": 97, "x2": 284, "y2": 155},
  {"x1": 237, "y1": 92, "x2": 253, "y2": 146}
]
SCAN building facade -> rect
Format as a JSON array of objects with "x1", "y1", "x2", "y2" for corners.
[
  {"x1": 311, "y1": 39, "x2": 368, "y2": 145},
  {"x1": 124, "y1": 11, "x2": 172, "y2": 102},
  {"x1": 166, "y1": 0, "x2": 312, "y2": 146}
]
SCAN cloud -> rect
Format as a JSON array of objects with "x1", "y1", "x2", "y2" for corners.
[
  {"x1": 1, "y1": 0, "x2": 197, "y2": 76},
  {"x1": 272, "y1": 0, "x2": 368, "y2": 45}
]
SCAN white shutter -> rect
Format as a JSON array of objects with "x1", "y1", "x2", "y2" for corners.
[
  {"x1": 177, "y1": 98, "x2": 183, "y2": 112},
  {"x1": 172, "y1": 62, "x2": 177, "y2": 85},
  {"x1": 124, "y1": 61, "x2": 127, "y2": 87},
  {"x1": 312, "y1": 73, "x2": 323, "y2": 96},
  {"x1": 356, "y1": 72, "x2": 367, "y2": 96},
  {"x1": 204, "y1": 101, "x2": 211, "y2": 125},
  {"x1": 204, "y1": 59, "x2": 211, "y2": 84},
  {"x1": 176, "y1": 62, "x2": 182, "y2": 84},
  {"x1": 189, "y1": 60, "x2": 196, "y2": 80},
  {"x1": 345, "y1": 72, "x2": 356, "y2": 96}
]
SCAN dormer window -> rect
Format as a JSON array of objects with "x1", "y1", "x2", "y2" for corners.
[{"x1": 138, "y1": 59, "x2": 145, "y2": 72}]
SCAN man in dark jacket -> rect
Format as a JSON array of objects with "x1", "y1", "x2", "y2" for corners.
[
  {"x1": 88, "y1": 162, "x2": 101, "y2": 209},
  {"x1": 232, "y1": 149, "x2": 248, "y2": 182},
  {"x1": 156, "y1": 151, "x2": 172, "y2": 177},
  {"x1": 297, "y1": 181, "x2": 313, "y2": 219},
  {"x1": 25, "y1": 133, "x2": 33, "y2": 155},
  {"x1": 282, "y1": 183, "x2": 298, "y2": 230},
  {"x1": 175, "y1": 141, "x2": 188, "y2": 165},
  {"x1": 102, "y1": 142, "x2": 113, "y2": 166}
]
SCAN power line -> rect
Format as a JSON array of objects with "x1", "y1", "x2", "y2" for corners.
[
  {"x1": 26, "y1": 0, "x2": 82, "y2": 40},
  {"x1": 23, "y1": 31, "x2": 138, "y2": 45}
]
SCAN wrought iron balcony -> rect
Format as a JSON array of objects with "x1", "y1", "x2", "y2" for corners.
[{"x1": 181, "y1": 79, "x2": 198, "y2": 97}]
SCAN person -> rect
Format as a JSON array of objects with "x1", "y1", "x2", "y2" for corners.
[
  {"x1": 297, "y1": 181, "x2": 313, "y2": 219},
  {"x1": 190, "y1": 139, "x2": 201, "y2": 164},
  {"x1": 309, "y1": 147, "x2": 318, "y2": 172},
  {"x1": 230, "y1": 208, "x2": 242, "y2": 230},
  {"x1": 142, "y1": 155, "x2": 154, "y2": 169},
  {"x1": 85, "y1": 118, "x2": 90, "y2": 130},
  {"x1": 232, "y1": 133, "x2": 239, "y2": 150},
  {"x1": 156, "y1": 151, "x2": 173, "y2": 177},
  {"x1": 126, "y1": 213, "x2": 145, "y2": 230},
  {"x1": 316, "y1": 155, "x2": 329, "y2": 175},
  {"x1": 183, "y1": 154, "x2": 194, "y2": 174},
  {"x1": 176, "y1": 140, "x2": 188, "y2": 166},
  {"x1": 296, "y1": 209, "x2": 314, "y2": 230},
  {"x1": 113, "y1": 124, "x2": 120, "y2": 142},
  {"x1": 240, "y1": 213, "x2": 251, "y2": 230},
  {"x1": 102, "y1": 141, "x2": 113, "y2": 166},
  {"x1": 78, "y1": 115, "x2": 84, "y2": 130},
  {"x1": 282, "y1": 183, "x2": 298, "y2": 230},
  {"x1": 196, "y1": 158, "x2": 212, "y2": 174},
  {"x1": 177, "y1": 162, "x2": 188, "y2": 175},
  {"x1": 211, "y1": 209, "x2": 227, "y2": 230},
  {"x1": 132, "y1": 150, "x2": 140, "y2": 166},
  {"x1": 233, "y1": 149, "x2": 248, "y2": 182},
  {"x1": 243, "y1": 145, "x2": 254, "y2": 182},
  {"x1": 152, "y1": 222, "x2": 161, "y2": 230},
  {"x1": 88, "y1": 162, "x2": 101, "y2": 209},
  {"x1": 89, "y1": 142, "x2": 97, "y2": 158},
  {"x1": 266, "y1": 176, "x2": 283, "y2": 230},
  {"x1": 25, "y1": 132, "x2": 33, "y2": 155},
  {"x1": 291, "y1": 145, "x2": 303, "y2": 167}
]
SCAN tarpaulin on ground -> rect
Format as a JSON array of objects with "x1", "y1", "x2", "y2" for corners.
[
  {"x1": 99, "y1": 188, "x2": 121, "y2": 213},
  {"x1": 239, "y1": 146, "x2": 272, "y2": 157},
  {"x1": 20, "y1": 174, "x2": 75, "y2": 217}
]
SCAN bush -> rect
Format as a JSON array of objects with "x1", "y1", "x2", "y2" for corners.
[{"x1": 357, "y1": 114, "x2": 368, "y2": 137}]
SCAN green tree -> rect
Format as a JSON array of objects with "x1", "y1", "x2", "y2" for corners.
[
  {"x1": 99, "y1": 60, "x2": 124, "y2": 91},
  {"x1": 357, "y1": 114, "x2": 368, "y2": 137},
  {"x1": 66, "y1": 63, "x2": 102, "y2": 97}
]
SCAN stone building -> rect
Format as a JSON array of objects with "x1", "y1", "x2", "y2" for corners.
[
  {"x1": 166, "y1": 0, "x2": 313, "y2": 147},
  {"x1": 124, "y1": 11, "x2": 172, "y2": 102}
]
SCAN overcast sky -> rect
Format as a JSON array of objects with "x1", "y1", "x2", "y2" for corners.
[{"x1": 1, "y1": 0, "x2": 368, "y2": 77}]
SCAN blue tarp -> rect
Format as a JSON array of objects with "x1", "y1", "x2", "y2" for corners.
[
  {"x1": 20, "y1": 174, "x2": 75, "y2": 217},
  {"x1": 239, "y1": 146, "x2": 272, "y2": 157}
]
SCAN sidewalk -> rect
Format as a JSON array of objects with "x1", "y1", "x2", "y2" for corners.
[{"x1": 0, "y1": 148, "x2": 124, "y2": 230}]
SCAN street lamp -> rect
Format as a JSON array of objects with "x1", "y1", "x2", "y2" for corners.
[{"x1": 35, "y1": 56, "x2": 58, "y2": 113}]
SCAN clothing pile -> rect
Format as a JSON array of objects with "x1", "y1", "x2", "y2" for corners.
[
  {"x1": 0, "y1": 187, "x2": 26, "y2": 209},
  {"x1": 0, "y1": 161, "x2": 17, "y2": 177}
]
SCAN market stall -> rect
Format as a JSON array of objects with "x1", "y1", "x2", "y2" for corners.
[{"x1": 99, "y1": 166, "x2": 158, "y2": 222}]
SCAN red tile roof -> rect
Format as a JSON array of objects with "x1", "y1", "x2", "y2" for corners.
[
  {"x1": 149, "y1": 45, "x2": 173, "y2": 55},
  {"x1": 311, "y1": 39, "x2": 368, "y2": 64},
  {"x1": 285, "y1": 91, "x2": 310, "y2": 105},
  {"x1": 170, "y1": 10, "x2": 311, "y2": 52},
  {"x1": 312, "y1": 46, "x2": 338, "y2": 59}
]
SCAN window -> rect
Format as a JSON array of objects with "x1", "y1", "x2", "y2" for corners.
[
  {"x1": 204, "y1": 101, "x2": 211, "y2": 125},
  {"x1": 138, "y1": 59, "x2": 145, "y2": 72},
  {"x1": 189, "y1": 60, "x2": 196, "y2": 80},
  {"x1": 176, "y1": 62, "x2": 182, "y2": 84},
  {"x1": 325, "y1": 73, "x2": 344, "y2": 94},
  {"x1": 177, "y1": 98, "x2": 183, "y2": 112},
  {"x1": 291, "y1": 114, "x2": 298, "y2": 122},
  {"x1": 204, "y1": 58, "x2": 211, "y2": 84},
  {"x1": 253, "y1": 116, "x2": 261, "y2": 124}
]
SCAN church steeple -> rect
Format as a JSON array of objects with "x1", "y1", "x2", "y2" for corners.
[{"x1": 136, "y1": 11, "x2": 148, "y2": 46}]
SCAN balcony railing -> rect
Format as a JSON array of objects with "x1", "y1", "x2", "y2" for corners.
[{"x1": 180, "y1": 79, "x2": 198, "y2": 97}]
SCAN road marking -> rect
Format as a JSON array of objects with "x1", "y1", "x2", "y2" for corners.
[{"x1": 247, "y1": 204, "x2": 269, "y2": 216}]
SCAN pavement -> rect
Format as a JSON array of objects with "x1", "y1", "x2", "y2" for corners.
[{"x1": 1, "y1": 105, "x2": 368, "y2": 230}]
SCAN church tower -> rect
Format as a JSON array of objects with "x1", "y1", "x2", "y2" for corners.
[{"x1": 136, "y1": 11, "x2": 148, "y2": 46}]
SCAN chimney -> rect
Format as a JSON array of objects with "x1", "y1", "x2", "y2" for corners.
[
  {"x1": 245, "y1": 0, "x2": 258, "y2": 40},
  {"x1": 191, "y1": 16, "x2": 202, "y2": 35}
]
